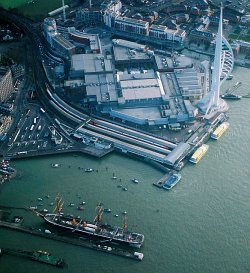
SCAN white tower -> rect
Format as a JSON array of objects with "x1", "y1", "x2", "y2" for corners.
[{"x1": 197, "y1": 6, "x2": 234, "y2": 118}]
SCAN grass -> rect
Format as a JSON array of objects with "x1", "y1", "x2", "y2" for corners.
[{"x1": 0, "y1": 0, "x2": 73, "y2": 21}]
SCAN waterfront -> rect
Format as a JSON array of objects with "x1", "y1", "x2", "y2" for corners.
[{"x1": 0, "y1": 66, "x2": 250, "y2": 273}]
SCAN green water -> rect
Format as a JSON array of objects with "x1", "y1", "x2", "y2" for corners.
[{"x1": 1, "y1": 66, "x2": 250, "y2": 273}]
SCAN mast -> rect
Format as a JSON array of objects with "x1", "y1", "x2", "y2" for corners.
[
  {"x1": 122, "y1": 214, "x2": 127, "y2": 235},
  {"x1": 94, "y1": 203, "x2": 103, "y2": 226},
  {"x1": 54, "y1": 194, "x2": 64, "y2": 214}
]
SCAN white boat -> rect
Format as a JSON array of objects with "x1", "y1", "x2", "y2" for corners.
[
  {"x1": 131, "y1": 178, "x2": 139, "y2": 183},
  {"x1": 85, "y1": 168, "x2": 93, "y2": 172},
  {"x1": 51, "y1": 163, "x2": 60, "y2": 168}
]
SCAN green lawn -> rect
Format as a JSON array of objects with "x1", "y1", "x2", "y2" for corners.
[
  {"x1": 0, "y1": 0, "x2": 28, "y2": 9},
  {"x1": 0, "y1": 0, "x2": 73, "y2": 21}
]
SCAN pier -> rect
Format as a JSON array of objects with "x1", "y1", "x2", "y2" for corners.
[
  {"x1": 0, "y1": 220, "x2": 144, "y2": 261},
  {"x1": 153, "y1": 172, "x2": 172, "y2": 188}
]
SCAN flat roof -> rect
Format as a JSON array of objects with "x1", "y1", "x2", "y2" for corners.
[
  {"x1": 71, "y1": 54, "x2": 112, "y2": 73},
  {"x1": 85, "y1": 73, "x2": 117, "y2": 102},
  {"x1": 113, "y1": 45, "x2": 151, "y2": 62},
  {"x1": 120, "y1": 78, "x2": 162, "y2": 100}
]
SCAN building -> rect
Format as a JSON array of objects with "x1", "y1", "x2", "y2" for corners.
[
  {"x1": 52, "y1": 34, "x2": 76, "y2": 58},
  {"x1": 0, "y1": 67, "x2": 13, "y2": 103},
  {"x1": 76, "y1": 7, "x2": 103, "y2": 25},
  {"x1": 174, "y1": 67, "x2": 203, "y2": 100},
  {"x1": 43, "y1": 17, "x2": 57, "y2": 46},
  {"x1": 189, "y1": 29, "x2": 214, "y2": 43},
  {"x1": 11, "y1": 64, "x2": 24, "y2": 79},
  {"x1": 114, "y1": 17, "x2": 149, "y2": 36},
  {"x1": 69, "y1": 31, "x2": 101, "y2": 53},
  {"x1": 117, "y1": 72, "x2": 165, "y2": 106},
  {"x1": 149, "y1": 25, "x2": 186, "y2": 42}
]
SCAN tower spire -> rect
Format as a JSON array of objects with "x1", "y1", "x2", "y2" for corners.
[{"x1": 198, "y1": 3, "x2": 233, "y2": 118}]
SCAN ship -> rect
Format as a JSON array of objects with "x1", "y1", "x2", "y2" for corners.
[
  {"x1": 211, "y1": 122, "x2": 229, "y2": 140},
  {"x1": 162, "y1": 173, "x2": 181, "y2": 190},
  {"x1": 1, "y1": 248, "x2": 65, "y2": 267},
  {"x1": 221, "y1": 93, "x2": 242, "y2": 100},
  {"x1": 41, "y1": 196, "x2": 144, "y2": 248},
  {"x1": 189, "y1": 144, "x2": 209, "y2": 164}
]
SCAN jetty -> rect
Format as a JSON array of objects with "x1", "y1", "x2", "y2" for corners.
[{"x1": 153, "y1": 172, "x2": 173, "y2": 188}]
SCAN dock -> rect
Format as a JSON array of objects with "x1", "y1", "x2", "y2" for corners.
[{"x1": 0, "y1": 220, "x2": 143, "y2": 261}]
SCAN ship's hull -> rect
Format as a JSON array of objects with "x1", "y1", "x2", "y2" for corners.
[{"x1": 43, "y1": 214, "x2": 144, "y2": 248}]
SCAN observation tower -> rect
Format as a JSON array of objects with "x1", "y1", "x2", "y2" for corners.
[{"x1": 197, "y1": 6, "x2": 234, "y2": 118}]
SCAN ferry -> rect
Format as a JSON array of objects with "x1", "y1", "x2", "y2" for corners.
[
  {"x1": 162, "y1": 173, "x2": 181, "y2": 190},
  {"x1": 189, "y1": 144, "x2": 209, "y2": 164},
  {"x1": 211, "y1": 122, "x2": 229, "y2": 140}
]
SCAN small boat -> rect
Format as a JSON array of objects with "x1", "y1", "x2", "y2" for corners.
[
  {"x1": 114, "y1": 214, "x2": 119, "y2": 217},
  {"x1": 112, "y1": 176, "x2": 117, "y2": 180},
  {"x1": 78, "y1": 206, "x2": 84, "y2": 211},
  {"x1": 122, "y1": 211, "x2": 127, "y2": 215},
  {"x1": 51, "y1": 163, "x2": 60, "y2": 168},
  {"x1": 85, "y1": 168, "x2": 93, "y2": 172},
  {"x1": 49, "y1": 202, "x2": 54, "y2": 206},
  {"x1": 69, "y1": 203, "x2": 75, "y2": 207},
  {"x1": 104, "y1": 208, "x2": 112, "y2": 213},
  {"x1": 117, "y1": 185, "x2": 122, "y2": 188},
  {"x1": 42, "y1": 209, "x2": 49, "y2": 213},
  {"x1": 131, "y1": 178, "x2": 139, "y2": 184},
  {"x1": 37, "y1": 198, "x2": 43, "y2": 201},
  {"x1": 80, "y1": 201, "x2": 86, "y2": 205},
  {"x1": 123, "y1": 187, "x2": 128, "y2": 191},
  {"x1": 29, "y1": 206, "x2": 38, "y2": 210}
]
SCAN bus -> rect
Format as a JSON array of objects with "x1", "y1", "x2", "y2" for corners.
[
  {"x1": 33, "y1": 117, "x2": 37, "y2": 124},
  {"x1": 40, "y1": 108, "x2": 45, "y2": 114},
  {"x1": 30, "y1": 125, "x2": 34, "y2": 131},
  {"x1": 37, "y1": 125, "x2": 42, "y2": 131}
]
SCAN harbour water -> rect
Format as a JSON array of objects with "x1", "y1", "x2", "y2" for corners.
[{"x1": 0, "y1": 66, "x2": 250, "y2": 272}]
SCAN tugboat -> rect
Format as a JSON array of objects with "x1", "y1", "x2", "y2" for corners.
[{"x1": 41, "y1": 196, "x2": 144, "y2": 248}]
